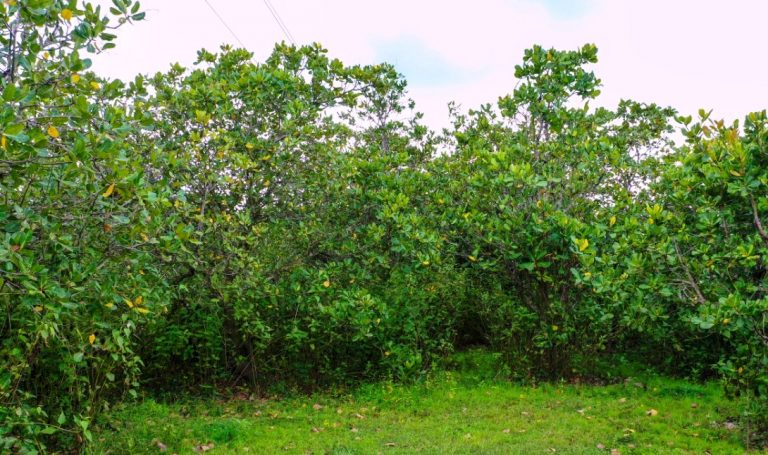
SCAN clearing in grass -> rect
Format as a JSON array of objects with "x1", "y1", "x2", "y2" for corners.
[{"x1": 91, "y1": 352, "x2": 750, "y2": 454}]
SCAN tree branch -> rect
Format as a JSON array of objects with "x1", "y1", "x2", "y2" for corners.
[
  {"x1": 673, "y1": 240, "x2": 706, "y2": 305},
  {"x1": 750, "y1": 194, "x2": 768, "y2": 247}
]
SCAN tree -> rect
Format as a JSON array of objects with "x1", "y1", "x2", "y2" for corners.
[
  {"x1": 0, "y1": 1, "x2": 161, "y2": 451},
  {"x1": 441, "y1": 44, "x2": 675, "y2": 377}
]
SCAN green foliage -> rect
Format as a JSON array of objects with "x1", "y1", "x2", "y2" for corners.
[
  {"x1": 1, "y1": 4, "x2": 766, "y2": 450},
  {"x1": 0, "y1": 1, "x2": 169, "y2": 452},
  {"x1": 597, "y1": 110, "x2": 768, "y2": 430},
  {"x1": 135, "y1": 43, "x2": 460, "y2": 389},
  {"x1": 439, "y1": 45, "x2": 676, "y2": 378}
]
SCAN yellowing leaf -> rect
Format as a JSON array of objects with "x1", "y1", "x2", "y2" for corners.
[
  {"x1": 322, "y1": 280, "x2": 331, "y2": 288},
  {"x1": 194, "y1": 110, "x2": 211, "y2": 125},
  {"x1": 609, "y1": 216, "x2": 616, "y2": 227},
  {"x1": 125, "y1": 298, "x2": 134, "y2": 308},
  {"x1": 245, "y1": 143, "x2": 255, "y2": 150},
  {"x1": 140, "y1": 233, "x2": 149, "y2": 242},
  {"x1": 135, "y1": 307, "x2": 150, "y2": 314},
  {"x1": 468, "y1": 255, "x2": 477, "y2": 262},
  {"x1": 102, "y1": 183, "x2": 115, "y2": 198},
  {"x1": 90, "y1": 81, "x2": 100, "y2": 90},
  {"x1": 134, "y1": 295, "x2": 143, "y2": 306},
  {"x1": 105, "y1": 302, "x2": 114, "y2": 309},
  {"x1": 47, "y1": 126, "x2": 60, "y2": 138},
  {"x1": 730, "y1": 170, "x2": 742, "y2": 177},
  {"x1": 551, "y1": 325, "x2": 559, "y2": 331},
  {"x1": 1, "y1": 135, "x2": 6, "y2": 149},
  {"x1": 71, "y1": 73, "x2": 81, "y2": 84},
  {"x1": 60, "y1": 8, "x2": 73, "y2": 20},
  {"x1": 574, "y1": 238, "x2": 589, "y2": 252},
  {"x1": 88, "y1": 334, "x2": 96, "y2": 345}
]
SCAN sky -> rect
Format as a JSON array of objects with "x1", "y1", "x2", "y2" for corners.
[{"x1": 92, "y1": 0, "x2": 768, "y2": 132}]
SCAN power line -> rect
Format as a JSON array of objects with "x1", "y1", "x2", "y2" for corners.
[
  {"x1": 262, "y1": 0, "x2": 297, "y2": 45},
  {"x1": 201, "y1": 0, "x2": 247, "y2": 48}
]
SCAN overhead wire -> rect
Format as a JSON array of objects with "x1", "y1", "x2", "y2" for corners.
[
  {"x1": 262, "y1": 0, "x2": 297, "y2": 45},
  {"x1": 200, "y1": 0, "x2": 247, "y2": 48},
  {"x1": 200, "y1": 0, "x2": 298, "y2": 52}
]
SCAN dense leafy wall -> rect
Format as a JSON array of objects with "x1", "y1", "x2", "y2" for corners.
[{"x1": 1, "y1": 1, "x2": 766, "y2": 452}]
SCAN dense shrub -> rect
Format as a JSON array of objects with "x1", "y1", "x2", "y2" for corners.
[
  {"x1": 0, "y1": 1, "x2": 174, "y2": 452},
  {"x1": 437, "y1": 46, "x2": 676, "y2": 378},
  {"x1": 1, "y1": 3, "x2": 766, "y2": 451}
]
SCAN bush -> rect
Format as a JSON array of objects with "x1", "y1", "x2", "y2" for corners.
[{"x1": 1, "y1": 5, "x2": 766, "y2": 449}]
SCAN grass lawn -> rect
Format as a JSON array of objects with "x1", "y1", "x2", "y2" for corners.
[{"x1": 91, "y1": 352, "x2": 753, "y2": 454}]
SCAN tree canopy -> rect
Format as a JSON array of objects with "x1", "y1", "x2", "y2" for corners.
[{"x1": 1, "y1": 1, "x2": 766, "y2": 452}]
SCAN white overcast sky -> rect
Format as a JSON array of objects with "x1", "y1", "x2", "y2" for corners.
[{"x1": 93, "y1": 0, "x2": 768, "y2": 131}]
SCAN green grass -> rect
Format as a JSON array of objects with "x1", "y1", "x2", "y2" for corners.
[{"x1": 91, "y1": 351, "x2": 753, "y2": 454}]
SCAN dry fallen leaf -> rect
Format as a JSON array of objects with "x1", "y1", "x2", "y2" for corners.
[
  {"x1": 502, "y1": 428, "x2": 511, "y2": 434},
  {"x1": 596, "y1": 443, "x2": 605, "y2": 449},
  {"x1": 353, "y1": 413, "x2": 365, "y2": 419},
  {"x1": 610, "y1": 449, "x2": 621, "y2": 455},
  {"x1": 691, "y1": 403, "x2": 699, "y2": 409},
  {"x1": 646, "y1": 409, "x2": 658, "y2": 416},
  {"x1": 193, "y1": 442, "x2": 214, "y2": 453},
  {"x1": 156, "y1": 441, "x2": 168, "y2": 452},
  {"x1": 311, "y1": 427, "x2": 322, "y2": 433},
  {"x1": 312, "y1": 403, "x2": 323, "y2": 410},
  {"x1": 384, "y1": 442, "x2": 396, "y2": 447},
  {"x1": 350, "y1": 427, "x2": 359, "y2": 433}
]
